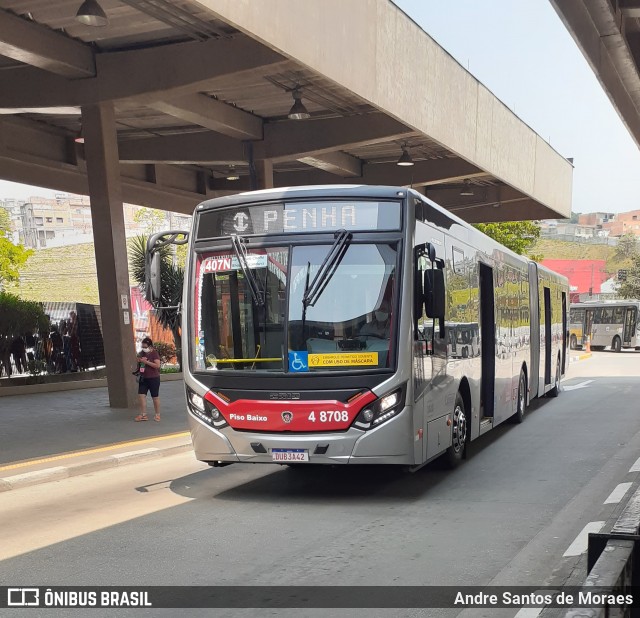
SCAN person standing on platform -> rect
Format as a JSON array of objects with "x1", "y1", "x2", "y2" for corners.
[{"x1": 134, "y1": 337, "x2": 162, "y2": 422}]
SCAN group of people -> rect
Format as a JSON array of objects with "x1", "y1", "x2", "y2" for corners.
[{"x1": 0, "y1": 312, "x2": 88, "y2": 379}]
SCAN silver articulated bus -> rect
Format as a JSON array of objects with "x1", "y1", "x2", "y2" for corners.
[
  {"x1": 570, "y1": 300, "x2": 640, "y2": 352},
  {"x1": 147, "y1": 186, "x2": 568, "y2": 468}
]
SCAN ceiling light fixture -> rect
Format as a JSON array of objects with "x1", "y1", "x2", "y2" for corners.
[
  {"x1": 75, "y1": 0, "x2": 109, "y2": 27},
  {"x1": 226, "y1": 166, "x2": 240, "y2": 181},
  {"x1": 460, "y1": 180, "x2": 474, "y2": 196},
  {"x1": 396, "y1": 145, "x2": 414, "y2": 167},
  {"x1": 288, "y1": 88, "x2": 310, "y2": 120}
]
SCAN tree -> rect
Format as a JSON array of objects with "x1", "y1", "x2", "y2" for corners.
[
  {"x1": 129, "y1": 235, "x2": 184, "y2": 369},
  {"x1": 617, "y1": 253, "x2": 640, "y2": 298},
  {"x1": 133, "y1": 207, "x2": 168, "y2": 235},
  {"x1": 474, "y1": 221, "x2": 541, "y2": 255},
  {"x1": 614, "y1": 233, "x2": 639, "y2": 261},
  {"x1": 0, "y1": 207, "x2": 11, "y2": 236},
  {"x1": 0, "y1": 238, "x2": 32, "y2": 290}
]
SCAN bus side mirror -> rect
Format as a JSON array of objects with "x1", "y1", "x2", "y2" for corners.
[
  {"x1": 424, "y1": 268, "x2": 445, "y2": 319},
  {"x1": 146, "y1": 250, "x2": 161, "y2": 302}
]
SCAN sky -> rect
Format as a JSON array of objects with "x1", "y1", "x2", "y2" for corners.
[
  {"x1": 2, "y1": 1, "x2": 640, "y2": 214},
  {"x1": 394, "y1": 0, "x2": 640, "y2": 214}
]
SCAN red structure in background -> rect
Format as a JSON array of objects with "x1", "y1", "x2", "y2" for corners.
[
  {"x1": 541, "y1": 259, "x2": 609, "y2": 303},
  {"x1": 130, "y1": 286, "x2": 177, "y2": 360}
]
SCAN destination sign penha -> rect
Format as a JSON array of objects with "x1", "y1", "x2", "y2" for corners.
[{"x1": 196, "y1": 201, "x2": 401, "y2": 238}]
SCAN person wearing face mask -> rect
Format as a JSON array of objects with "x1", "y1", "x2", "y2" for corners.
[
  {"x1": 360, "y1": 303, "x2": 391, "y2": 338},
  {"x1": 134, "y1": 337, "x2": 162, "y2": 422}
]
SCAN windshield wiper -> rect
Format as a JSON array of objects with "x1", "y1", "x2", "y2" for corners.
[
  {"x1": 302, "y1": 229, "x2": 353, "y2": 308},
  {"x1": 231, "y1": 234, "x2": 265, "y2": 306}
]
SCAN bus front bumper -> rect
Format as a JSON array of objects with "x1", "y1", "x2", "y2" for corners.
[{"x1": 188, "y1": 407, "x2": 415, "y2": 466}]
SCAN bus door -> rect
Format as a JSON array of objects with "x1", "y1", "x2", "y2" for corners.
[
  {"x1": 479, "y1": 262, "x2": 495, "y2": 418},
  {"x1": 561, "y1": 292, "x2": 567, "y2": 374},
  {"x1": 624, "y1": 306, "x2": 636, "y2": 346},
  {"x1": 544, "y1": 287, "x2": 552, "y2": 385},
  {"x1": 585, "y1": 309, "x2": 595, "y2": 346}
]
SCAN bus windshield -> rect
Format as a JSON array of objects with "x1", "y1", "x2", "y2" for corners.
[{"x1": 193, "y1": 242, "x2": 397, "y2": 373}]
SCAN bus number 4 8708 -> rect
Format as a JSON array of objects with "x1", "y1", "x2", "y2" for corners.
[{"x1": 307, "y1": 410, "x2": 349, "y2": 423}]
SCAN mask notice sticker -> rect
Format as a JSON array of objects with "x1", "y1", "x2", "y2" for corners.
[{"x1": 308, "y1": 352, "x2": 379, "y2": 367}]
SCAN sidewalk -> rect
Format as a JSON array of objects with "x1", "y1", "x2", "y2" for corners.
[
  {"x1": 570, "y1": 350, "x2": 592, "y2": 362},
  {"x1": 0, "y1": 379, "x2": 192, "y2": 492}
]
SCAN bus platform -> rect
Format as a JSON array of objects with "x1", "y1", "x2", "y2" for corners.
[{"x1": 0, "y1": 379, "x2": 192, "y2": 493}]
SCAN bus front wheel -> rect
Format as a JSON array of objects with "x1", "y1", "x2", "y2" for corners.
[
  {"x1": 612, "y1": 336, "x2": 622, "y2": 353},
  {"x1": 445, "y1": 393, "x2": 467, "y2": 468},
  {"x1": 570, "y1": 335, "x2": 577, "y2": 350}
]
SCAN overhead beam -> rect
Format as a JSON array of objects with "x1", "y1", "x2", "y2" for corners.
[
  {"x1": 619, "y1": 0, "x2": 640, "y2": 18},
  {"x1": 298, "y1": 151, "x2": 362, "y2": 177},
  {"x1": 551, "y1": 0, "x2": 640, "y2": 149},
  {"x1": 261, "y1": 114, "x2": 415, "y2": 161},
  {"x1": 115, "y1": 115, "x2": 415, "y2": 165},
  {"x1": 151, "y1": 93, "x2": 263, "y2": 140},
  {"x1": 425, "y1": 184, "x2": 529, "y2": 211},
  {"x1": 118, "y1": 131, "x2": 246, "y2": 164},
  {"x1": 0, "y1": 37, "x2": 286, "y2": 108},
  {"x1": 0, "y1": 9, "x2": 95, "y2": 78},
  {"x1": 211, "y1": 158, "x2": 484, "y2": 191},
  {"x1": 452, "y1": 199, "x2": 554, "y2": 224}
]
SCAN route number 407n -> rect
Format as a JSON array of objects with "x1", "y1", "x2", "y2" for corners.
[{"x1": 307, "y1": 410, "x2": 349, "y2": 423}]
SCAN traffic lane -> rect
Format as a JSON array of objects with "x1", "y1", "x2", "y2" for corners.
[{"x1": 3, "y1": 375, "x2": 640, "y2": 618}]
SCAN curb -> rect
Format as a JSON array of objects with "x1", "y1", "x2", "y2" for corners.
[
  {"x1": 570, "y1": 352, "x2": 592, "y2": 362},
  {"x1": 0, "y1": 439, "x2": 192, "y2": 493}
]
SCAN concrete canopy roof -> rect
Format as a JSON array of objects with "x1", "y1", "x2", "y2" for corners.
[
  {"x1": 0, "y1": 0, "x2": 573, "y2": 222},
  {"x1": 550, "y1": 0, "x2": 640, "y2": 152}
]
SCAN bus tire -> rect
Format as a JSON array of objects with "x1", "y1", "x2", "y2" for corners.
[
  {"x1": 612, "y1": 336, "x2": 622, "y2": 353},
  {"x1": 570, "y1": 335, "x2": 577, "y2": 350},
  {"x1": 547, "y1": 357, "x2": 561, "y2": 398},
  {"x1": 511, "y1": 369, "x2": 527, "y2": 424},
  {"x1": 445, "y1": 392, "x2": 467, "y2": 468}
]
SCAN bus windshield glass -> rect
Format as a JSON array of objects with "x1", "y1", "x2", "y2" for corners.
[
  {"x1": 287, "y1": 243, "x2": 397, "y2": 372},
  {"x1": 193, "y1": 243, "x2": 397, "y2": 372},
  {"x1": 194, "y1": 247, "x2": 288, "y2": 372}
]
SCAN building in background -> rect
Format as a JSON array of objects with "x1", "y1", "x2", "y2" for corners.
[
  {"x1": 542, "y1": 259, "x2": 609, "y2": 302},
  {"x1": 0, "y1": 197, "x2": 25, "y2": 244},
  {"x1": 2, "y1": 193, "x2": 192, "y2": 249},
  {"x1": 602, "y1": 210, "x2": 640, "y2": 238}
]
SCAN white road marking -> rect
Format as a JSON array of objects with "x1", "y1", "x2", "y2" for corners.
[
  {"x1": 562, "y1": 521, "x2": 605, "y2": 557},
  {"x1": 630, "y1": 457, "x2": 640, "y2": 473},
  {"x1": 604, "y1": 482, "x2": 633, "y2": 505},
  {"x1": 563, "y1": 380, "x2": 594, "y2": 391}
]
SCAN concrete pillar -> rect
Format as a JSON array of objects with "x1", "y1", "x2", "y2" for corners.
[
  {"x1": 256, "y1": 159, "x2": 273, "y2": 189},
  {"x1": 82, "y1": 102, "x2": 137, "y2": 409}
]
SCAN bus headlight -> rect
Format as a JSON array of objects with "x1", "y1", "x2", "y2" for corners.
[
  {"x1": 186, "y1": 387, "x2": 228, "y2": 428},
  {"x1": 189, "y1": 392, "x2": 205, "y2": 412},
  {"x1": 353, "y1": 385, "x2": 406, "y2": 430}
]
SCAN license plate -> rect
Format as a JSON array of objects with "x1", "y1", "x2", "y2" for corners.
[{"x1": 271, "y1": 448, "x2": 309, "y2": 462}]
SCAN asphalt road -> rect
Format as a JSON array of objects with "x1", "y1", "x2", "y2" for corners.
[{"x1": 3, "y1": 351, "x2": 640, "y2": 618}]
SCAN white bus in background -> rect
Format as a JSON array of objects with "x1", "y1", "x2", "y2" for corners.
[{"x1": 570, "y1": 300, "x2": 640, "y2": 352}]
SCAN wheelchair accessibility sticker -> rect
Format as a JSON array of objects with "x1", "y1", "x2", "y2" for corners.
[
  {"x1": 288, "y1": 351, "x2": 309, "y2": 373},
  {"x1": 288, "y1": 351, "x2": 379, "y2": 371}
]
